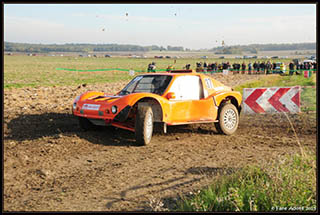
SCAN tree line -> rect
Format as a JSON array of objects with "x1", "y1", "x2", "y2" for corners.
[
  {"x1": 4, "y1": 41, "x2": 315, "y2": 53},
  {"x1": 4, "y1": 42, "x2": 184, "y2": 53}
]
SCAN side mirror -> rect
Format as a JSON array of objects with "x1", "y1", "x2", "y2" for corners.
[{"x1": 166, "y1": 92, "x2": 176, "y2": 100}]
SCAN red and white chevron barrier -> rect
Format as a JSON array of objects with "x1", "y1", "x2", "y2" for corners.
[{"x1": 243, "y1": 86, "x2": 301, "y2": 114}]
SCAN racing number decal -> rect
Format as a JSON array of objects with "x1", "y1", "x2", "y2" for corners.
[{"x1": 205, "y1": 78, "x2": 213, "y2": 89}]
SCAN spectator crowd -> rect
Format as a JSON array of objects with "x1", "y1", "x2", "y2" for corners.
[
  {"x1": 147, "y1": 60, "x2": 317, "y2": 75},
  {"x1": 192, "y1": 60, "x2": 317, "y2": 75}
]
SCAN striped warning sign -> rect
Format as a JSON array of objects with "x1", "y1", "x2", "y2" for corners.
[{"x1": 243, "y1": 86, "x2": 301, "y2": 114}]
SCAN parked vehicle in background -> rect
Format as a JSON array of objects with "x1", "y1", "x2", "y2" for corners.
[
  {"x1": 303, "y1": 59, "x2": 316, "y2": 64},
  {"x1": 105, "y1": 54, "x2": 111, "y2": 58},
  {"x1": 307, "y1": 55, "x2": 316, "y2": 60}
]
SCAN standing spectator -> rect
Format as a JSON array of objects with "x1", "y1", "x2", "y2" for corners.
[
  {"x1": 147, "y1": 63, "x2": 152, "y2": 72},
  {"x1": 232, "y1": 62, "x2": 236, "y2": 74},
  {"x1": 203, "y1": 62, "x2": 207, "y2": 68},
  {"x1": 186, "y1": 64, "x2": 191, "y2": 69},
  {"x1": 266, "y1": 61, "x2": 272, "y2": 74},
  {"x1": 253, "y1": 61, "x2": 257, "y2": 74},
  {"x1": 248, "y1": 62, "x2": 252, "y2": 75},
  {"x1": 203, "y1": 62, "x2": 207, "y2": 72},
  {"x1": 313, "y1": 61, "x2": 317, "y2": 73},
  {"x1": 256, "y1": 61, "x2": 261, "y2": 74},
  {"x1": 227, "y1": 62, "x2": 231, "y2": 69},
  {"x1": 196, "y1": 62, "x2": 202, "y2": 72},
  {"x1": 272, "y1": 62, "x2": 277, "y2": 73},
  {"x1": 295, "y1": 63, "x2": 300, "y2": 75},
  {"x1": 241, "y1": 62, "x2": 246, "y2": 74},
  {"x1": 260, "y1": 61, "x2": 265, "y2": 74},
  {"x1": 289, "y1": 62, "x2": 294, "y2": 75},
  {"x1": 213, "y1": 62, "x2": 217, "y2": 72},
  {"x1": 280, "y1": 62, "x2": 284, "y2": 74},
  {"x1": 210, "y1": 63, "x2": 214, "y2": 72},
  {"x1": 151, "y1": 62, "x2": 156, "y2": 72},
  {"x1": 222, "y1": 62, "x2": 228, "y2": 70},
  {"x1": 237, "y1": 63, "x2": 241, "y2": 73},
  {"x1": 148, "y1": 63, "x2": 156, "y2": 73}
]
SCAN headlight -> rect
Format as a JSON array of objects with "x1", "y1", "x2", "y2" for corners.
[
  {"x1": 111, "y1": 105, "x2": 118, "y2": 114},
  {"x1": 73, "y1": 96, "x2": 80, "y2": 110},
  {"x1": 74, "y1": 95, "x2": 80, "y2": 103}
]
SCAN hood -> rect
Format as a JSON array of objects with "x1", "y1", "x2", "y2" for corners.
[{"x1": 85, "y1": 94, "x2": 123, "y2": 103}]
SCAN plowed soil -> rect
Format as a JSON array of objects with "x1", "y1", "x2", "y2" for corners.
[{"x1": 3, "y1": 74, "x2": 317, "y2": 211}]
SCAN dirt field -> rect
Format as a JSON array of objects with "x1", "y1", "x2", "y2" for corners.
[{"x1": 3, "y1": 73, "x2": 317, "y2": 211}]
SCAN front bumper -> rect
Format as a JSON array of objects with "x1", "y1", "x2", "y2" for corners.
[{"x1": 73, "y1": 103, "x2": 134, "y2": 131}]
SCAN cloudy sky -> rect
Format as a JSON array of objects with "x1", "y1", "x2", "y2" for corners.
[{"x1": 4, "y1": 4, "x2": 316, "y2": 49}]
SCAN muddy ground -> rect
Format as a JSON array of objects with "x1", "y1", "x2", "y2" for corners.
[{"x1": 3, "y1": 74, "x2": 317, "y2": 211}]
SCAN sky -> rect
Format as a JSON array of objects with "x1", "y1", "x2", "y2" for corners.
[{"x1": 4, "y1": 4, "x2": 317, "y2": 49}]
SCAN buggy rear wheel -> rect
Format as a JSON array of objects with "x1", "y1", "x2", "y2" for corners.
[{"x1": 215, "y1": 103, "x2": 239, "y2": 135}]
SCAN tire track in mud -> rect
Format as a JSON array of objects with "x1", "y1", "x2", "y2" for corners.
[{"x1": 4, "y1": 74, "x2": 317, "y2": 211}]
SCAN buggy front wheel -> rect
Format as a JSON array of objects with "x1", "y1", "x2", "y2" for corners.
[{"x1": 135, "y1": 106, "x2": 154, "y2": 146}]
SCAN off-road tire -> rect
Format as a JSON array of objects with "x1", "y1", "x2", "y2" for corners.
[
  {"x1": 135, "y1": 106, "x2": 154, "y2": 146},
  {"x1": 78, "y1": 117, "x2": 95, "y2": 131},
  {"x1": 214, "y1": 121, "x2": 223, "y2": 134},
  {"x1": 153, "y1": 122, "x2": 167, "y2": 134},
  {"x1": 215, "y1": 103, "x2": 239, "y2": 135}
]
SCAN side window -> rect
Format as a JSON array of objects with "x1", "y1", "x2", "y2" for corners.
[{"x1": 169, "y1": 76, "x2": 201, "y2": 100}]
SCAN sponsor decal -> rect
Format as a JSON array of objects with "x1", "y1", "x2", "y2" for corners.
[{"x1": 82, "y1": 104, "x2": 100, "y2": 110}]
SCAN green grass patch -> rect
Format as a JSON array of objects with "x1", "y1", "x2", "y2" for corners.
[
  {"x1": 4, "y1": 55, "x2": 134, "y2": 88},
  {"x1": 234, "y1": 74, "x2": 316, "y2": 94},
  {"x1": 177, "y1": 152, "x2": 316, "y2": 212},
  {"x1": 300, "y1": 88, "x2": 317, "y2": 112},
  {"x1": 4, "y1": 55, "x2": 305, "y2": 89}
]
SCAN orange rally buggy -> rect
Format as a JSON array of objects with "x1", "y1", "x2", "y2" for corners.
[{"x1": 72, "y1": 70, "x2": 242, "y2": 145}]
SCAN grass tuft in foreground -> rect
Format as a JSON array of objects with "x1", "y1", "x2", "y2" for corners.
[{"x1": 177, "y1": 151, "x2": 316, "y2": 212}]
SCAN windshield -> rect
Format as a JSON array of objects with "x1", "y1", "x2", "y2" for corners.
[{"x1": 119, "y1": 75, "x2": 172, "y2": 96}]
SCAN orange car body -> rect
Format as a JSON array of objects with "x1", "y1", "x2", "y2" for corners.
[{"x1": 72, "y1": 70, "x2": 242, "y2": 132}]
